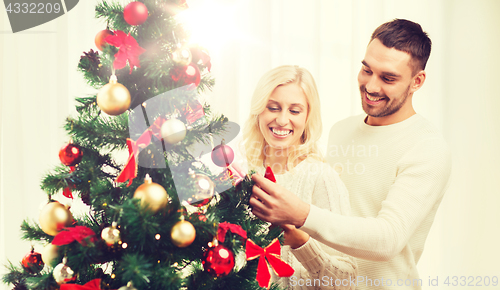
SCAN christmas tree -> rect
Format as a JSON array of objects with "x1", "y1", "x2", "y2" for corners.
[{"x1": 2, "y1": 1, "x2": 289, "y2": 289}]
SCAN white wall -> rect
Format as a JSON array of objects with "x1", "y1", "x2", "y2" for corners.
[{"x1": 1, "y1": 1, "x2": 500, "y2": 289}]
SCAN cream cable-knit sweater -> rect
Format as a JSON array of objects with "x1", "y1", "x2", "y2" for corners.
[
  {"x1": 302, "y1": 114, "x2": 451, "y2": 290},
  {"x1": 259, "y1": 159, "x2": 357, "y2": 290}
]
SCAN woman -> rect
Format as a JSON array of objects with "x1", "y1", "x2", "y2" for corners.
[{"x1": 242, "y1": 65, "x2": 357, "y2": 289}]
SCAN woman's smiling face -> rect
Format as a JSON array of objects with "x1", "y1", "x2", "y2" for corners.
[{"x1": 258, "y1": 83, "x2": 309, "y2": 152}]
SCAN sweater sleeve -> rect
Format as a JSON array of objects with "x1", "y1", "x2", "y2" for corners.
[
  {"x1": 289, "y1": 163, "x2": 357, "y2": 289},
  {"x1": 300, "y1": 138, "x2": 452, "y2": 261}
]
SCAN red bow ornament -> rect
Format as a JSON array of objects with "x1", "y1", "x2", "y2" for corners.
[
  {"x1": 246, "y1": 239, "x2": 294, "y2": 289},
  {"x1": 60, "y1": 279, "x2": 112, "y2": 290},
  {"x1": 217, "y1": 222, "x2": 247, "y2": 242},
  {"x1": 105, "y1": 30, "x2": 146, "y2": 74},
  {"x1": 52, "y1": 226, "x2": 97, "y2": 246},
  {"x1": 115, "y1": 117, "x2": 166, "y2": 186}
]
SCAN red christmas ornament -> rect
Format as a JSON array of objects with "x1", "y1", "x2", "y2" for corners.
[
  {"x1": 22, "y1": 248, "x2": 44, "y2": 274},
  {"x1": 264, "y1": 166, "x2": 276, "y2": 183},
  {"x1": 170, "y1": 63, "x2": 201, "y2": 87},
  {"x1": 59, "y1": 143, "x2": 83, "y2": 166},
  {"x1": 123, "y1": 2, "x2": 149, "y2": 26},
  {"x1": 95, "y1": 29, "x2": 114, "y2": 51},
  {"x1": 211, "y1": 142, "x2": 234, "y2": 167},
  {"x1": 202, "y1": 243, "x2": 235, "y2": 277}
]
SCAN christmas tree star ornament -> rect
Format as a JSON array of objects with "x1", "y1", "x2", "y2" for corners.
[
  {"x1": 101, "y1": 222, "x2": 121, "y2": 246},
  {"x1": 53, "y1": 257, "x2": 75, "y2": 285},
  {"x1": 22, "y1": 247, "x2": 44, "y2": 274},
  {"x1": 39, "y1": 202, "x2": 74, "y2": 236},
  {"x1": 97, "y1": 74, "x2": 131, "y2": 115},
  {"x1": 133, "y1": 174, "x2": 170, "y2": 213}
]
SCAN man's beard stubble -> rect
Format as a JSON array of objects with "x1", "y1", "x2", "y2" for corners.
[{"x1": 360, "y1": 85, "x2": 411, "y2": 118}]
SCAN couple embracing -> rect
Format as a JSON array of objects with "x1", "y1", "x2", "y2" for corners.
[{"x1": 240, "y1": 19, "x2": 451, "y2": 290}]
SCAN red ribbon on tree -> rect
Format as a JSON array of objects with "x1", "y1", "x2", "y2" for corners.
[
  {"x1": 52, "y1": 226, "x2": 97, "y2": 246},
  {"x1": 181, "y1": 99, "x2": 205, "y2": 125},
  {"x1": 246, "y1": 239, "x2": 294, "y2": 289},
  {"x1": 105, "y1": 30, "x2": 146, "y2": 74},
  {"x1": 217, "y1": 222, "x2": 247, "y2": 242},
  {"x1": 60, "y1": 279, "x2": 111, "y2": 290},
  {"x1": 115, "y1": 117, "x2": 166, "y2": 186}
]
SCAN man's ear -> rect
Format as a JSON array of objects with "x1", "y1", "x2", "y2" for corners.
[{"x1": 410, "y1": 70, "x2": 426, "y2": 94}]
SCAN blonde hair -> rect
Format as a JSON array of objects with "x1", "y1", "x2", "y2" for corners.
[{"x1": 242, "y1": 65, "x2": 323, "y2": 171}]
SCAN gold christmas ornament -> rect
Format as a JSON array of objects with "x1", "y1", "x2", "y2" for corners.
[
  {"x1": 172, "y1": 45, "x2": 192, "y2": 66},
  {"x1": 97, "y1": 75, "x2": 131, "y2": 116},
  {"x1": 101, "y1": 222, "x2": 121, "y2": 246},
  {"x1": 161, "y1": 118, "x2": 187, "y2": 144},
  {"x1": 184, "y1": 169, "x2": 215, "y2": 207},
  {"x1": 118, "y1": 281, "x2": 137, "y2": 290},
  {"x1": 39, "y1": 202, "x2": 73, "y2": 236},
  {"x1": 41, "y1": 243, "x2": 59, "y2": 265},
  {"x1": 53, "y1": 257, "x2": 75, "y2": 285},
  {"x1": 133, "y1": 174, "x2": 170, "y2": 213},
  {"x1": 170, "y1": 219, "x2": 196, "y2": 247}
]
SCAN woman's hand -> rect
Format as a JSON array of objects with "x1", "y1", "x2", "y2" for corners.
[{"x1": 281, "y1": 224, "x2": 310, "y2": 249}]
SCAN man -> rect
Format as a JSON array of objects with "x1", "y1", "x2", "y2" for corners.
[{"x1": 250, "y1": 19, "x2": 452, "y2": 289}]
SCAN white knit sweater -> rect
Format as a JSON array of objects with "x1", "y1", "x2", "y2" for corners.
[
  {"x1": 302, "y1": 114, "x2": 451, "y2": 290},
  {"x1": 259, "y1": 159, "x2": 358, "y2": 290}
]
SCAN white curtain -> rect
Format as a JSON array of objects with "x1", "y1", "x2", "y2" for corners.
[{"x1": 1, "y1": 1, "x2": 499, "y2": 289}]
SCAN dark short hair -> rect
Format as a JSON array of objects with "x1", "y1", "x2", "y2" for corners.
[{"x1": 371, "y1": 19, "x2": 431, "y2": 75}]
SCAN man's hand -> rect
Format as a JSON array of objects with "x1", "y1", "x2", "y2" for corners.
[
  {"x1": 249, "y1": 173, "x2": 310, "y2": 227},
  {"x1": 281, "y1": 224, "x2": 310, "y2": 249}
]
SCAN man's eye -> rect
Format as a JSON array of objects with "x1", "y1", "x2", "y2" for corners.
[
  {"x1": 383, "y1": 77, "x2": 395, "y2": 83},
  {"x1": 363, "y1": 69, "x2": 372, "y2": 74}
]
